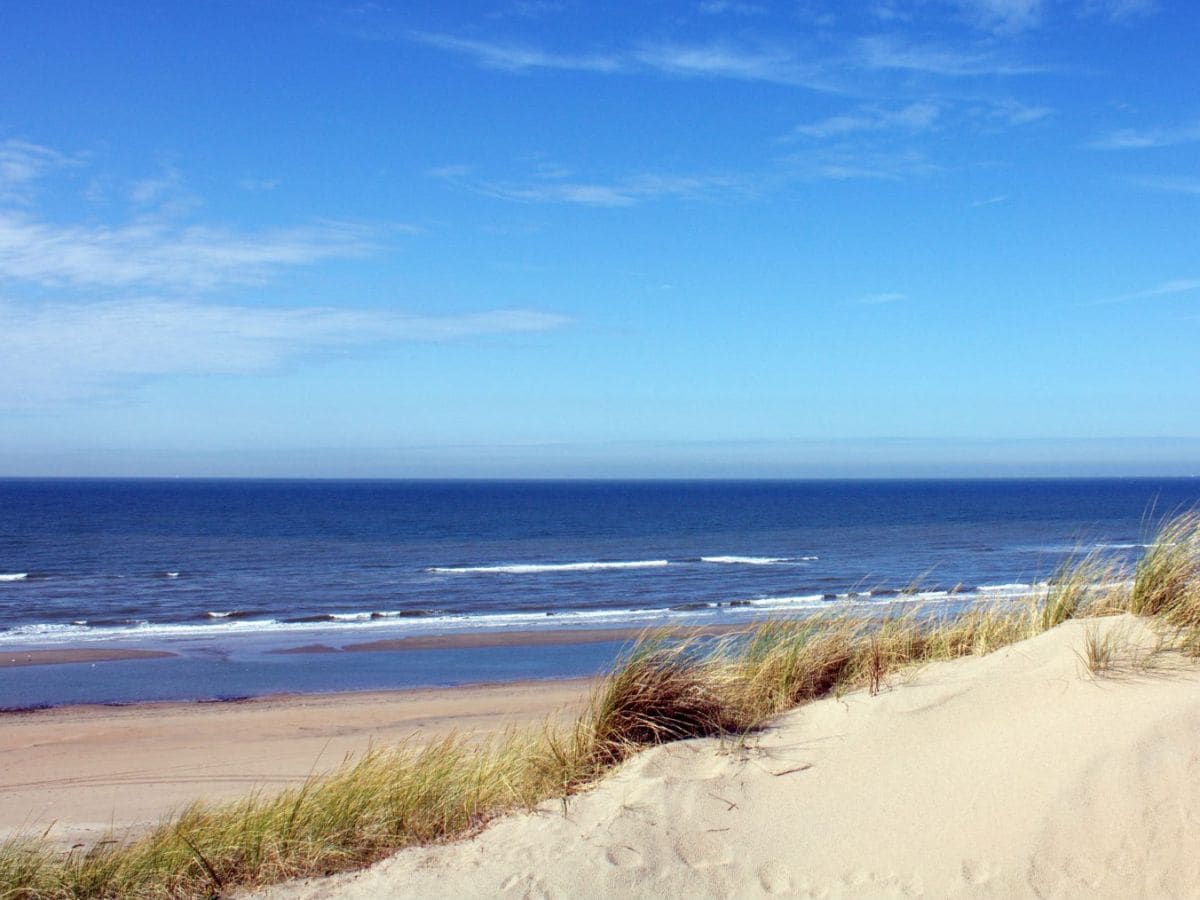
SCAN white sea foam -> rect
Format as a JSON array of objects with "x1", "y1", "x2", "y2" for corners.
[
  {"x1": 977, "y1": 582, "x2": 1036, "y2": 592},
  {"x1": 0, "y1": 581, "x2": 1068, "y2": 649},
  {"x1": 428, "y1": 560, "x2": 670, "y2": 575},
  {"x1": 0, "y1": 573, "x2": 28, "y2": 582},
  {"x1": 701, "y1": 556, "x2": 818, "y2": 565},
  {"x1": 744, "y1": 594, "x2": 827, "y2": 608},
  {"x1": 3, "y1": 622, "x2": 90, "y2": 637}
]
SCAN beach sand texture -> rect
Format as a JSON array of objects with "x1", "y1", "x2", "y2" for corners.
[
  {"x1": 253, "y1": 615, "x2": 1200, "y2": 899},
  {"x1": 0, "y1": 680, "x2": 590, "y2": 850}
]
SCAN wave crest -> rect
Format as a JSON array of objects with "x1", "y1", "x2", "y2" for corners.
[{"x1": 428, "y1": 560, "x2": 670, "y2": 575}]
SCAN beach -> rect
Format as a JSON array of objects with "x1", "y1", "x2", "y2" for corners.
[
  {"x1": 0, "y1": 678, "x2": 591, "y2": 850},
  {"x1": 252, "y1": 615, "x2": 1200, "y2": 899}
]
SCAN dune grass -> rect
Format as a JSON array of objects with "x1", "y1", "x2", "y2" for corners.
[{"x1": 4, "y1": 511, "x2": 1200, "y2": 899}]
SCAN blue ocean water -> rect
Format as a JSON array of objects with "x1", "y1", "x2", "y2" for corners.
[{"x1": 2, "y1": 478, "x2": 1198, "y2": 707}]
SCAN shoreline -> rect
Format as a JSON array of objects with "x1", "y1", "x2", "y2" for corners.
[
  {"x1": 0, "y1": 622, "x2": 752, "y2": 673},
  {"x1": 0, "y1": 677, "x2": 595, "y2": 847}
]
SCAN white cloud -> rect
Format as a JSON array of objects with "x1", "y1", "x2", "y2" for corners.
[
  {"x1": 987, "y1": 98, "x2": 1054, "y2": 125},
  {"x1": 786, "y1": 147, "x2": 940, "y2": 180},
  {"x1": 1128, "y1": 174, "x2": 1200, "y2": 195},
  {"x1": 855, "y1": 35, "x2": 1047, "y2": 76},
  {"x1": 1089, "y1": 120, "x2": 1200, "y2": 150},
  {"x1": 632, "y1": 42, "x2": 830, "y2": 88},
  {"x1": 1086, "y1": 278, "x2": 1200, "y2": 305},
  {"x1": 852, "y1": 291, "x2": 907, "y2": 304},
  {"x1": 1079, "y1": 0, "x2": 1157, "y2": 21},
  {"x1": 791, "y1": 102, "x2": 939, "y2": 139},
  {"x1": 0, "y1": 212, "x2": 379, "y2": 291},
  {"x1": 950, "y1": 0, "x2": 1045, "y2": 32},
  {"x1": 431, "y1": 166, "x2": 749, "y2": 206},
  {"x1": 0, "y1": 298, "x2": 570, "y2": 405},
  {"x1": 697, "y1": 1, "x2": 766, "y2": 14},
  {"x1": 408, "y1": 32, "x2": 620, "y2": 72},
  {"x1": 410, "y1": 32, "x2": 837, "y2": 90},
  {"x1": 238, "y1": 177, "x2": 282, "y2": 192},
  {"x1": 0, "y1": 140, "x2": 77, "y2": 202}
]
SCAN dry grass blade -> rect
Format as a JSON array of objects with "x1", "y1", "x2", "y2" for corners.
[{"x1": 1130, "y1": 512, "x2": 1200, "y2": 627}]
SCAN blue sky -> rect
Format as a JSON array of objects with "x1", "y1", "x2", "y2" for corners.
[{"x1": 1, "y1": 0, "x2": 1198, "y2": 477}]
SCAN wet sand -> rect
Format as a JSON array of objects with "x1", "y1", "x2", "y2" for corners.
[
  {"x1": 0, "y1": 648, "x2": 176, "y2": 668},
  {"x1": 321, "y1": 623, "x2": 745, "y2": 654}
]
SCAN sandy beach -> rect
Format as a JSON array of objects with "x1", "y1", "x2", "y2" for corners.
[
  {"x1": 251, "y1": 615, "x2": 1200, "y2": 899},
  {"x1": 0, "y1": 679, "x2": 591, "y2": 849}
]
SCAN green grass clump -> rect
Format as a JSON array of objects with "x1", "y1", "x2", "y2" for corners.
[{"x1": 5, "y1": 511, "x2": 1200, "y2": 898}]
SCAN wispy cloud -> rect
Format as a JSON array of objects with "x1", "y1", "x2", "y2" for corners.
[
  {"x1": 790, "y1": 102, "x2": 939, "y2": 139},
  {"x1": 239, "y1": 177, "x2": 282, "y2": 192},
  {"x1": 1079, "y1": 0, "x2": 1158, "y2": 21},
  {"x1": 851, "y1": 291, "x2": 907, "y2": 305},
  {"x1": 697, "y1": 1, "x2": 766, "y2": 14},
  {"x1": 949, "y1": 0, "x2": 1046, "y2": 33},
  {"x1": 1086, "y1": 278, "x2": 1200, "y2": 305},
  {"x1": 1089, "y1": 120, "x2": 1200, "y2": 150},
  {"x1": 0, "y1": 298, "x2": 570, "y2": 406},
  {"x1": 0, "y1": 139, "x2": 78, "y2": 202},
  {"x1": 632, "y1": 42, "x2": 833, "y2": 88},
  {"x1": 409, "y1": 31, "x2": 621, "y2": 72},
  {"x1": 1127, "y1": 174, "x2": 1200, "y2": 195},
  {"x1": 0, "y1": 212, "x2": 381, "y2": 291},
  {"x1": 986, "y1": 97, "x2": 1054, "y2": 125},
  {"x1": 430, "y1": 166, "x2": 751, "y2": 207},
  {"x1": 855, "y1": 35, "x2": 1048, "y2": 76},
  {"x1": 410, "y1": 26, "x2": 1052, "y2": 93},
  {"x1": 785, "y1": 147, "x2": 940, "y2": 181},
  {"x1": 970, "y1": 194, "x2": 1009, "y2": 206}
]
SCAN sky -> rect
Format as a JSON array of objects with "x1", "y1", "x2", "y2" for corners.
[{"x1": 1, "y1": 0, "x2": 1198, "y2": 478}]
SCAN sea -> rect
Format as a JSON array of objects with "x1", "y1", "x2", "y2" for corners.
[{"x1": 2, "y1": 477, "x2": 1198, "y2": 709}]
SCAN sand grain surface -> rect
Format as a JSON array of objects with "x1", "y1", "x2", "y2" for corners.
[{"x1": 254, "y1": 616, "x2": 1200, "y2": 899}]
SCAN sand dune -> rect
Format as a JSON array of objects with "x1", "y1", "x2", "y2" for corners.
[{"x1": 255, "y1": 615, "x2": 1200, "y2": 899}]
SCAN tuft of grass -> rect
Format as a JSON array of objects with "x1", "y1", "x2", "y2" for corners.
[
  {"x1": 1129, "y1": 512, "x2": 1200, "y2": 628},
  {"x1": 1076, "y1": 621, "x2": 1122, "y2": 677},
  {"x1": 5, "y1": 511, "x2": 1200, "y2": 898}
]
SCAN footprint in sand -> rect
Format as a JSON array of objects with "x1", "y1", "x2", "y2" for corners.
[
  {"x1": 757, "y1": 859, "x2": 793, "y2": 894},
  {"x1": 605, "y1": 845, "x2": 643, "y2": 868},
  {"x1": 499, "y1": 873, "x2": 553, "y2": 899},
  {"x1": 960, "y1": 858, "x2": 1000, "y2": 886},
  {"x1": 675, "y1": 833, "x2": 731, "y2": 869}
]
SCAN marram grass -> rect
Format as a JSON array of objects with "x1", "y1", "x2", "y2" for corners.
[{"x1": 5, "y1": 512, "x2": 1200, "y2": 899}]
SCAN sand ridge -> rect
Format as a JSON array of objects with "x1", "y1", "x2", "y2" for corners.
[{"x1": 253, "y1": 616, "x2": 1200, "y2": 899}]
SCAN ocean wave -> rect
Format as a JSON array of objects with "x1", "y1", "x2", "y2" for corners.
[
  {"x1": 700, "y1": 556, "x2": 818, "y2": 565},
  {"x1": 0, "y1": 573, "x2": 28, "y2": 582},
  {"x1": 427, "y1": 560, "x2": 670, "y2": 575},
  {"x1": 0, "y1": 581, "x2": 1064, "y2": 648}
]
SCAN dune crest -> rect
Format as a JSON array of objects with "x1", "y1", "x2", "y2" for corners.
[{"x1": 258, "y1": 615, "x2": 1200, "y2": 899}]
